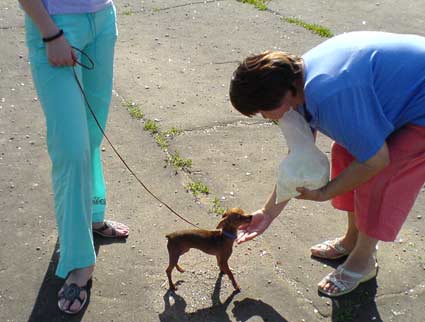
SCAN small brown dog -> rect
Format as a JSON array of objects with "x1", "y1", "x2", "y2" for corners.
[{"x1": 165, "y1": 208, "x2": 252, "y2": 291}]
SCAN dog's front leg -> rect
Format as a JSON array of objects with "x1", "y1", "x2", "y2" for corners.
[{"x1": 219, "y1": 258, "x2": 240, "y2": 290}]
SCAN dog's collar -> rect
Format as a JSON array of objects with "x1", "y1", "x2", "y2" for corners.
[{"x1": 222, "y1": 230, "x2": 237, "y2": 240}]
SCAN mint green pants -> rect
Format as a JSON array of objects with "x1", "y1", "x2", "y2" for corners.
[{"x1": 25, "y1": 5, "x2": 117, "y2": 278}]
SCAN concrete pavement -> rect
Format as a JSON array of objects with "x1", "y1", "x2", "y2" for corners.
[{"x1": 1, "y1": 1, "x2": 424, "y2": 321}]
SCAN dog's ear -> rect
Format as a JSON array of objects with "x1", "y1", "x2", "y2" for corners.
[{"x1": 216, "y1": 216, "x2": 227, "y2": 229}]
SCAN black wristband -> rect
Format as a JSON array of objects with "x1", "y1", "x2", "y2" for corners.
[{"x1": 42, "y1": 29, "x2": 64, "y2": 43}]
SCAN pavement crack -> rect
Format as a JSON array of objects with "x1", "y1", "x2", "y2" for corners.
[
  {"x1": 210, "y1": 60, "x2": 241, "y2": 65},
  {"x1": 0, "y1": 25, "x2": 24, "y2": 30},
  {"x1": 181, "y1": 119, "x2": 274, "y2": 135},
  {"x1": 153, "y1": 0, "x2": 220, "y2": 12},
  {"x1": 376, "y1": 282, "x2": 425, "y2": 299}
]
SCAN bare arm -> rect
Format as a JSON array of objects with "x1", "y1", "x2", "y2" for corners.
[
  {"x1": 19, "y1": 0, "x2": 76, "y2": 66},
  {"x1": 19, "y1": 0, "x2": 59, "y2": 37},
  {"x1": 262, "y1": 185, "x2": 289, "y2": 219},
  {"x1": 297, "y1": 142, "x2": 390, "y2": 201},
  {"x1": 236, "y1": 185, "x2": 289, "y2": 244}
]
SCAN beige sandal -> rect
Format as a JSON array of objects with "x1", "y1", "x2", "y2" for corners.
[
  {"x1": 310, "y1": 238, "x2": 350, "y2": 259},
  {"x1": 318, "y1": 261, "x2": 378, "y2": 297}
]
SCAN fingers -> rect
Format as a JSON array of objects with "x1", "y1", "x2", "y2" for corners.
[
  {"x1": 48, "y1": 55, "x2": 75, "y2": 67},
  {"x1": 295, "y1": 187, "x2": 307, "y2": 196},
  {"x1": 71, "y1": 48, "x2": 77, "y2": 64},
  {"x1": 295, "y1": 187, "x2": 309, "y2": 199},
  {"x1": 236, "y1": 231, "x2": 258, "y2": 244},
  {"x1": 46, "y1": 37, "x2": 76, "y2": 67},
  {"x1": 238, "y1": 223, "x2": 250, "y2": 231}
]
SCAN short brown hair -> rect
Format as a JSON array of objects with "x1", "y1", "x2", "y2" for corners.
[{"x1": 229, "y1": 51, "x2": 303, "y2": 117}]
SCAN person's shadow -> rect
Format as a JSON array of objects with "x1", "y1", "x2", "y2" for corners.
[
  {"x1": 27, "y1": 236, "x2": 126, "y2": 322},
  {"x1": 159, "y1": 272, "x2": 288, "y2": 321},
  {"x1": 312, "y1": 256, "x2": 383, "y2": 322},
  {"x1": 232, "y1": 298, "x2": 289, "y2": 322},
  {"x1": 327, "y1": 279, "x2": 383, "y2": 322}
]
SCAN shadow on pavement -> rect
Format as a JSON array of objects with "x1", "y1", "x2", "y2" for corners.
[
  {"x1": 232, "y1": 298, "x2": 289, "y2": 322},
  {"x1": 327, "y1": 278, "x2": 383, "y2": 322},
  {"x1": 311, "y1": 254, "x2": 348, "y2": 269},
  {"x1": 27, "y1": 236, "x2": 126, "y2": 322},
  {"x1": 311, "y1": 255, "x2": 383, "y2": 321},
  {"x1": 159, "y1": 272, "x2": 288, "y2": 321}
]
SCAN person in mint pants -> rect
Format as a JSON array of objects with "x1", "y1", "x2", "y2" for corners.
[{"x1": 20, "y1": 0, "x2": 129, "y2": 314}]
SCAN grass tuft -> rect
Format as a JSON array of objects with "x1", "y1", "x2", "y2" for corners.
[
  {"x1": 154, "y1": 133, "x2": 168, "y2": 150},
  {"x1": 284, "y1": 17, "x2": 333, "y2": 38},
  {"x1": 211, "y1": 197, "x2": 226, "y2": 215},
  {"x1": 163, "y1": 127, "x2": 182, "y2": 137},
  {"x1": 168, "y1": 151, "x2": 192, "y2": 170},
  {"x1": 185, "y1": 181, "x2": 209, "y2": 196},
  {"x1": 144, "y1": 119, "x2": 159, "y2": 134},
  {"x1": 122, "y1": 9, "x2": 134, "y2": 16},
  {"x1": 123, "y1": 101, "x2": 144, "y2": 120},
  {"x1": 237, "y1": 0, "x2": 269, "y2": 11}
]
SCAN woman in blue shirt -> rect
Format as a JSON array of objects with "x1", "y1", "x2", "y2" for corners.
[{"x1": 229, "y1": 31, "x2": 425, "y2": 297}]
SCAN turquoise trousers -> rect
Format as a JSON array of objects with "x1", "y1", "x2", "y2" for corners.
[{"x1": 25, "y1": 4, "x2": 117, "y2": 278}]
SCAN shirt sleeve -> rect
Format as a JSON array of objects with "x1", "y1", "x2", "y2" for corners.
[{"x1": 317, "y1": 85, "x2": 394, "y2": 162}]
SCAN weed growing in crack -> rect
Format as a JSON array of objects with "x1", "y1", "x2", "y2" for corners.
[
  {"x1": 211, "y1": 197, "x2": 225, "y2": 215},
  {"x1": 154, "y1": 133, "x2": 168, "y2": 150},
  {"x1": 185, "y1": 181, "x2": 209, "y2": 196},
  {"x1": 123, "y1": 101, "x2": 144, "y2": 120},
  {"x1": 122, "y1": 99, "x2": 223, "y2": 214},
  {"x1": 144, "y1": 119, "x2": 160, "y2": 134},
  {"x1": 284, "y1": 17, "x2": 333, "y2": 38},
  {"x1": 168, "y1": 151, "x2": 192, "y2": 171},
  {"x1": 163, "y1": 127, "x2": 182, "y2": 136},
  {"x1": 122, "y1": 9, "x2": 134, "y2": 16},
  {"x1": 237, "y1": 0, "x2": 269, "y2": 10}
]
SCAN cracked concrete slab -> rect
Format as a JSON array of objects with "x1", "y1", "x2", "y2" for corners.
[{"x1": 1, "y1": 0, "x2": 424, "y2": 321}]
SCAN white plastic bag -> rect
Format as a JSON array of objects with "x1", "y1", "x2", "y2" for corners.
[{"x1": 275, "y1": 109, "x2": 330, "y2": 204}]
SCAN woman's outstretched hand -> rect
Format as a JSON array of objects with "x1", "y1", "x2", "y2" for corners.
[{"x1": 236, "y1": 209, "x2": 274, "y2": 244}]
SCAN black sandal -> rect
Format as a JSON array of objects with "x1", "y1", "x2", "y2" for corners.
[
  {"x1": 58, "y1": 283, "x2": 88, "y2": 315},
  {"x1": 92, "y1": 220, "x2": 129, "y2": 238}
]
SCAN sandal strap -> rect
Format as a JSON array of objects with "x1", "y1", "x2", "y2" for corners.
[
  {"x1": 336, "y1": 265, "x2": 364, "y2": 279},
  {"x1": 59, "y1": 283, "x2": 87, "y2": 310},
  {"x1": 323, "y1": 263, "x2": 377, "y2": 292},
  {"x1": 321, "y1": 238, "x2": 348, "y2": 254},
  {"x1": 314, "y1": 238, "x2": 348, "y2": 258},
  {"x1": 93, "y1": 221, "x2": 117, "y2": 236},
  {"x1": 326, "y1": 273, "x2": 355, "y2": 291}
]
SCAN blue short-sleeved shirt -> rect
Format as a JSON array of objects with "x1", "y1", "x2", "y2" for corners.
[{"x1": 302, "y1": 31, "x2": 425, "y2": 162}]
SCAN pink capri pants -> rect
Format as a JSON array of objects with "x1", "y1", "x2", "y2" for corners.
[{"x1": 331, "y1": 124, "x2": 425, "y2": 241}]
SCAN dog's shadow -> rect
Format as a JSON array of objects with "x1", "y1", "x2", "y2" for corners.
[
  {"x1": 27, "y1": 236, "x2": 126, "y2": 322},
  {"x1": 159, "y1": 273, "x2": 288, "y2": 322}
]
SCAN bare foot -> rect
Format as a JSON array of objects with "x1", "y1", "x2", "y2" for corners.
[
  {"x1": 318, "y1": 256, "x2": 377, "y2": 296},
  {"x1": 58, "y1": 266, "x2": 93, "y2": 313},
  {"x1": 310, "y1": 237, "x2": 355, "y2": 259},
  {"x1": 93, "y1": 220, "x2": 129, "y2": 238}
]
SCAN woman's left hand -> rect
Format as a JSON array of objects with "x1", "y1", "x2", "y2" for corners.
[{"x1": 295, "y1": 187, "x2": 329, "y2": 202}]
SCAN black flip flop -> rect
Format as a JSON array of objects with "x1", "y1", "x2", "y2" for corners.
[
  {"x1": 92, "y1": 220, "x2": 129, "y2": 238},
  {"x1": 58, "y1": 283, "x2": 88, "y2": 315}
]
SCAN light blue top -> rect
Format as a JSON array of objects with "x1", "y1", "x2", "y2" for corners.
[
  {"x1": 42, "y1": 0, "x2": 112, "y2": 14},
  {"x1": 302, "y1": 31, "x2": 425, "y2": 162}
]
